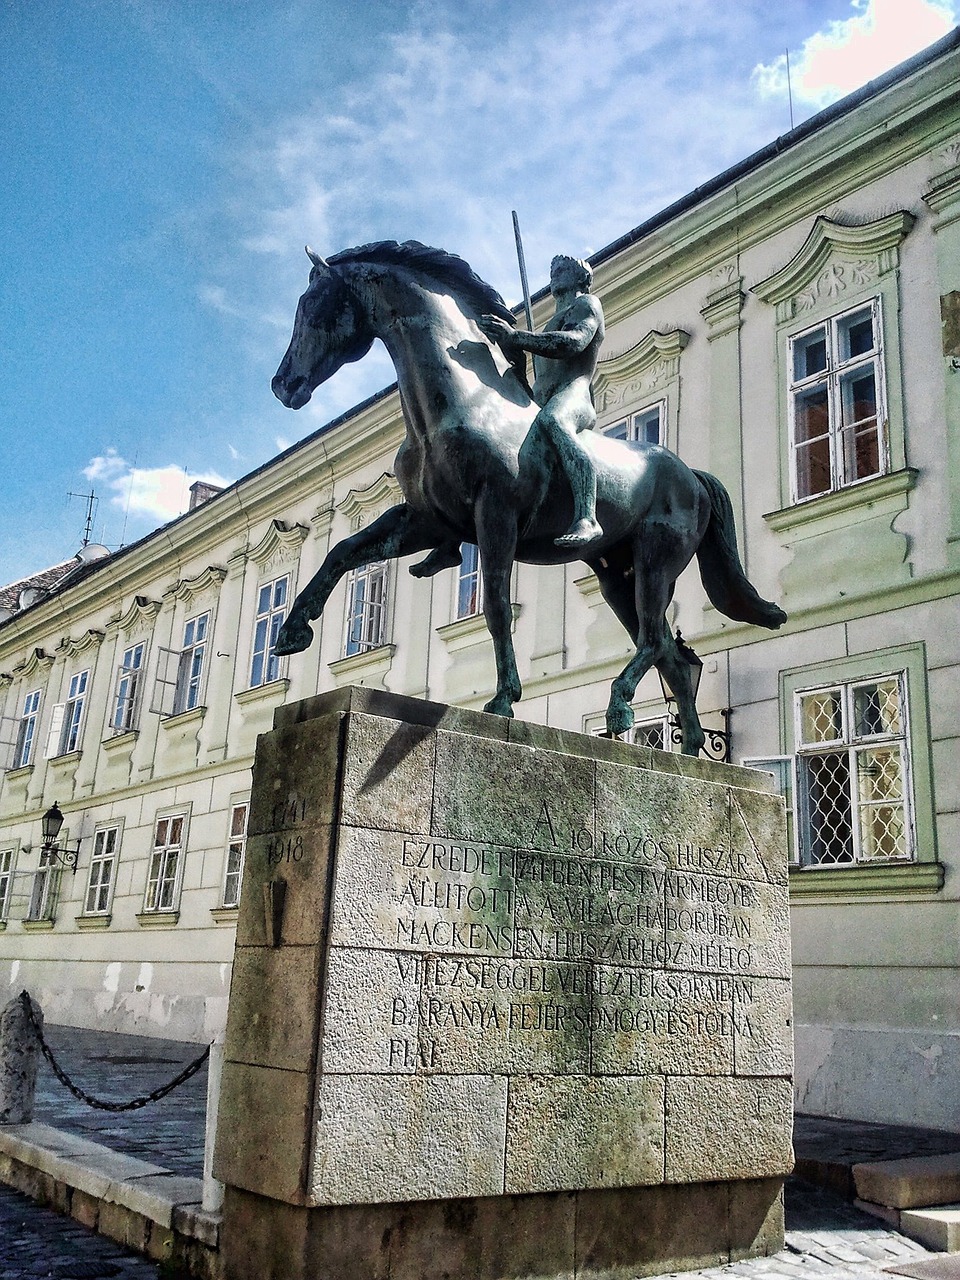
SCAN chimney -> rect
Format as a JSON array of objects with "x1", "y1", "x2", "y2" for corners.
[{"x1": 189, "y1": 481, "x2": 224, "y2": 511}]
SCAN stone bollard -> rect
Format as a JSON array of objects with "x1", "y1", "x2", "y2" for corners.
[
  {"x1": 0, "y1": 992, "x2": 43, "y2": 1124},
  {"x1": 202, "y1": 1033, "x2": 225, "y2": 1213}
]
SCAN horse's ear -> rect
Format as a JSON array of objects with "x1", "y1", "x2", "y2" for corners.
[{"x1": 305, "y1": 246, "x2": 329, "y2": 269}]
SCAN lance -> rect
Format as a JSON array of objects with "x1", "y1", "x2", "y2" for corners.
[{"x1": 512, "y1": 210, "x2": 534, "y2": 332}]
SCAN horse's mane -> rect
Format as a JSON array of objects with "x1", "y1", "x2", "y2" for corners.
[{"x1": 328, "y1": 240, "x2": 517, "y2": 326}]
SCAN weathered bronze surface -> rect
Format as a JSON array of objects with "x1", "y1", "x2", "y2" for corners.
[{"x1": 272, "y1": 242, "x2": 786, "y2": 751}]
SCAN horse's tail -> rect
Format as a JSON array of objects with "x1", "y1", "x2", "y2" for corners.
[{"x1": 693, "y1": 470, "x2": 787, "y2": 629}]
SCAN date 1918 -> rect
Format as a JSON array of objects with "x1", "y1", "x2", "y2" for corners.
[{"x1": 267, "y1": 835, "x2": 305, "y2": 866}]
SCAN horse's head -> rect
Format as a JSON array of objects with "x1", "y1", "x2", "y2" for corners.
[{"x1": 272, "y1": 248, "x2": 374, "y2": 410}]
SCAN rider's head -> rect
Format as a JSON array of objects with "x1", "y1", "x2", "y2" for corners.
[{"x1": 550, "y1": 255, "x2": 593, "y2": 293}]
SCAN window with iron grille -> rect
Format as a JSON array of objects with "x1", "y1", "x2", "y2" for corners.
[
  {"x1": 344, "y1": 562, "x2": 388, "y2": 656},
  {"x1": 13, "y1": 689, "x2": 40, "y2": 768},
  {"x1": 795, "y1": 673, "x2": 912, "y2": 867},
  {"x1": 591, "y1": 716, "x2": 671, "y2": 751},
  {"x1": 0, "y1": 849, "x2": 14, "y2": 920},
  {"x1": 456, "y1": 544, "x2": 483, "y2": 619},
  {"x1": 604, "y1": 401, "x2": 664, "y2": 446},
  {"x1": 250, "y1": 576, "x2": 288, "y2": 687},
  {"x1": 84, "y1": 825, "x2": 120, "y2": 915},
  {"x1": 111, "y1": 643, "x2": 145, "y2": 733},
  {"x1": 789, "y1": 299, "x2": 887, "y2": 503},
  {"x1": 144, "y1": 813, "x2": 185, "y2": 913},
  {"x1": 221, "y1": 802, "x2": 248, "y2": 909}
]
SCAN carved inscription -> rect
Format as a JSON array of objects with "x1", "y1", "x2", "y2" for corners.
[{"x1": 324, "y1": 797, "x2": 787, "y2": 1078}]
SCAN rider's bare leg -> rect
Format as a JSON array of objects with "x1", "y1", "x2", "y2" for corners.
[
  {"x1": 539, "y1": 408, "x2": 603, "y2": 548},
  {"x1": 409, "y1": 541, "x2": 462, "y2": 578},
  {"x1": 474, "y1": 498, "x2": 521, "y2": 717}
]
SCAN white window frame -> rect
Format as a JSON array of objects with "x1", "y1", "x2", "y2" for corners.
[
  {"x1": 83, "y1": 823, "x2": 121, "y2": 916},
  {"x1": 13, "y1": 689, "x2": 41, "y2": 768},
  {"x1": 793, "y1": 672, "x2": 914, "y2": 868},
  {"x1": 144, "y1": 812, "x2": 187, "y2": 913},
  {"x1": 249, "y1": 575, "x2": 289, "y2": 688},
  {"x1": 27, "y1": 849, "x2": 60, "y2": 922},
  {"x1": 344, "y1": 561, "x2": 389, "y2": 656},
  {"x1": 742, "y1": 756, "x2": 798, "y2": 865},
  {"x1": 0, "y1": 848, "x2": 15, "y2": 920},
  {"x1": 152, "y1": 612, "x2": 210, "y2": 717},
  {"x1": 603, "y1": 400, "x2": 664, "y2": 446},
  {"x1": 788, "y1": 297, "x2": 888, "y2": 504},
  {"x1": 221, "y1": 801, "x2": 248, "y2": 909},
  {"x1": 456, "y1": 543, "x2": 483, "y2": 619},
  {"x1": 45, "y1": 670, "x2": 89, "y2": 758},
  {"x1": 111, "y1": 642, "x2": 146, "y2": 734},
  {"x1": 590, "y1": 714, "x2": 673, "y2": 751}
]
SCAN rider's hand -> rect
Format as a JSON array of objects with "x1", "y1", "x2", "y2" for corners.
[{"x1": 477, "y1": 314, "x2": 516, "y2": 347}]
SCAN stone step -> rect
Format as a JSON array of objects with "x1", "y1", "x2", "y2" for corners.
[
  {"x1": 853, "y1": 1153, "x2": 960, "y2": 1210},
  {"x1": 899, "y1": 1206, "x2": 960, "y2": 1254}
]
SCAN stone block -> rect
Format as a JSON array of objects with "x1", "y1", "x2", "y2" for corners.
[
  {"x1": 575, "y1": 1181, "x2": 729, "y2": 1278},
  {"x1": 309, "y1": 1073, "x2": 508, "y2": 1204},
  {"x1": 235, "y1": 825, "x2": 334, "y2": 947},
  {"x1": 173, "y1": 1202, "x2": 221, "y2": 1248},
  {"x1": 665, "y1": 873, "x2": 790, "y2": 979},
  {"x1": 246, "y1": 712, "x2": 343, "y2": 836},
  {"x1": 70, "y1": 1187, "x2": 100, "y2": 1229},
  {"x1": 728, "y1": 1178, "x2": 785, "y2": 1262},
  {"x1": 213, "y1": 1060, "x2": 314, "y2": 1204},
  {"x1": 733, "y1": 977, "x2": 793, "y2": 1076},
  {"x1": 106, "y1": 1172, "x2": 203, "y2": 1227},
  {"x1": 853, "y1": 1152, "x2": 960, "y2": 1209},
  {"x1": 664, "y1": 1076, "x2": 794, "y2": 1183},
  {"x1": 729, "y1": 785, "x2": 790, "y2": 886},
  {"x1": 225, "y1": 943, "x2": 323, "y2": 1072},
  {"x1": 98, "y1": 1199, "x2": 151, "y2": 1253},
  {"x1": 432, "y1": 730, "x2": 596, "y2": 850},
  {"x1": 504, "y1": 1075, "x2": 665, "y2": 1193},
  {"x1": 900, "y1": 1204, "x2": 960, "y2": 1252},
  {"x1": 340, "y1": 713, "x2": 436, "y2": 834}
]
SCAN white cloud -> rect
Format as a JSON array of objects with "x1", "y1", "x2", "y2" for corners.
[
  {"x1": 753, "y1": 0, "x2": 956, "y2": 109},
  {"x1": 84, "y1": 449, "x2": 229, "y2": 523}
]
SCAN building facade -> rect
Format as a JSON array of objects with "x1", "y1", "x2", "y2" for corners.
[{"x1": 1, "y1": 34, "x2": 958, "y2": 1128}]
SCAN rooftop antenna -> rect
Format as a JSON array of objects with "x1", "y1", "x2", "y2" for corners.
[
  {"x1": 67, "y1": 489, "x2": 99, "y2": 548},
  {"x1": 785, "y1": 48, "x2": 795, "y2": 131}
]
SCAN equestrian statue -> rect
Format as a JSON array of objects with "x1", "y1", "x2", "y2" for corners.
[{"x1": 271, "y1": 240, "x2": 786, "y2": 754}]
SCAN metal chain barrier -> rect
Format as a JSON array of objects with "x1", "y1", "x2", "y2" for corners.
[{"x1": 20, "y1": 990, "x2": 211, "y2": 1113}]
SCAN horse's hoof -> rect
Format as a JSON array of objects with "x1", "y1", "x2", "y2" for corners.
[
  {"x1": 605, "y1": 703, "x2": 634, "y2": 737},
  {"x1": 482, "y1": 695, "x2": 515, "y2": 718},
  {"x1": 409, "y1": 545, "x2": 463, "y2": 579},
  {"x1": 274, "y1": 617, "x2": 314, "y2": 655}
]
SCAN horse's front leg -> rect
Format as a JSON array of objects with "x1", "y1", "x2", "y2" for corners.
[
  {"x1": 655, "y1": 624, "x2": 706, "y2": 757},
  {"x1": 275, "y1": 503, "x2": 442, "y2": 655},
  {"x1": 475, "y1": 501, "x2": 522, "y2": 717}
]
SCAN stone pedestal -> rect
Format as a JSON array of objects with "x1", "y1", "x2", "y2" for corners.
[{"x1": 215, "y1": 687, "x2": 793, "y2": 1280}]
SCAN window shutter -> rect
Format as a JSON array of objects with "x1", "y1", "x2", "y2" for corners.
[
  {"x1": 150, "y1": 647, "x2": 180, "y2": 717},
  {"x1": 0, "y1": 715, "x2": 18, "y2": 771},
  {"x1": 43, "y1": 703, "x2": 65, "y2": 759}
]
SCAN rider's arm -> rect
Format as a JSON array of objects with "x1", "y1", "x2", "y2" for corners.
[{"x1": 479, "y1": 298, "x2": 600, "y2": 358}]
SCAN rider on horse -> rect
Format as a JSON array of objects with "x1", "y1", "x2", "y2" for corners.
[{"x1": 479, "y1": 254, "x2": 605, "y2": 549}]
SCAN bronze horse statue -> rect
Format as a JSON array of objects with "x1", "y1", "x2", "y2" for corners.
[{"x1": 272, "y1": 241, "x2": 785, "y2": 753}]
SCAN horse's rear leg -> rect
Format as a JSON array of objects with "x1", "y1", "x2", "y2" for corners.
[
  {"x1": 605, "y1": 546, "x2": 675, "y2": 738},
  {"x1": 475, "y1": 501, "x2": 521, "y2": 718},
  {"x1": 655, "y1": 624, "x2": 706, "y2": 757},
  {"x1": 275, "y1": 504, "x2": 443, "y2": 655}
]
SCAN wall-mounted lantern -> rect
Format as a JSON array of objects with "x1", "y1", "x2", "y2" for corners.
[{"x1": 39, "y1": 802, "x2": 81, "y2": 872}]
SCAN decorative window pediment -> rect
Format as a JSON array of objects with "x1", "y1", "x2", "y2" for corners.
[
  {"x1": 11, "y1": 648, "x2": 54, "y2": 681},
  {"x1": 337, "y1": 472, "x2": 402, "y2": 530},
  {"x1": 106, "y1": 596, "x2": 162, "y2": 638},
  {"x1": 243, "y1": 520, "x2": 309, "y2": 575},
  {"x1": 593, "y1": 329, "x2": 690, "y2": 416},
  {"x1": 752, "y1": 212, "x2": 915, "y2": 324},
  {"x1": 56, "y1": 630, "x2": 105, "y2": 660},
  {"x1": 164, "y1": 565, "x2": 227, "y2": 607}
]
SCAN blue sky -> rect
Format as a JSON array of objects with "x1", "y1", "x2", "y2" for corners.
[{"x1": 1, "y1": 0, "x2": 956, "y2": 588}]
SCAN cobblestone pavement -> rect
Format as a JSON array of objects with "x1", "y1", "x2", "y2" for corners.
[
  {"x1": 0, "y1": 1182, "x2": 161, "y2": 1279},
  {"x1": 34, "y1": 1025, "x2": 207, "y2": 1179}
]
